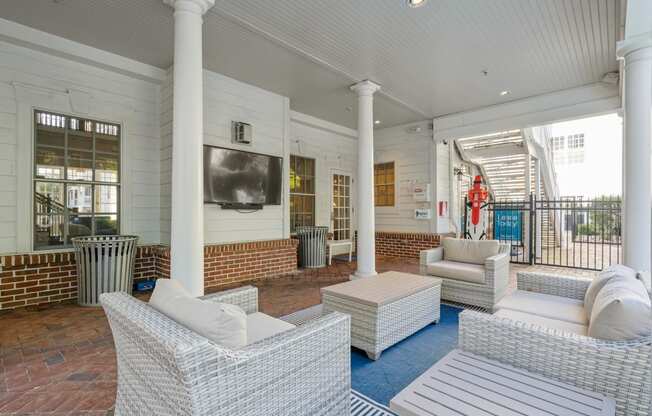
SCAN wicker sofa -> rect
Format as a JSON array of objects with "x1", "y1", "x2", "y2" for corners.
[
  {"x1": 458, "y1": 272, "x2": 652, "y2": 416},
  {"x1": 101, "y1": 286, "x2": 351, "y2": 416},
  {"x1": 420, "y1": 238, "x2": 510, "y2": 310}
]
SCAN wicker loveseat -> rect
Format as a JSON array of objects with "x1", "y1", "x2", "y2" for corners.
[
  {"x1": 420, "y1": 238, "x2": 510, "y2": 310},
  {"x1": 101, "y1": 286, "x2": 351, "y2": 416},
  {"x1": 458, "y1": 272, "x2": 652, "y2": 416}
]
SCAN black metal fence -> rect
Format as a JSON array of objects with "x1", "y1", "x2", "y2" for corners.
[{"x1": 463, "y1": 196, "x2": 622, "y2": 271}]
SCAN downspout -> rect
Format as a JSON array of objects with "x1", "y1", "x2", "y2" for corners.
[{"x1": 449, "y1": 142, "x2": 460, "y2": 237}]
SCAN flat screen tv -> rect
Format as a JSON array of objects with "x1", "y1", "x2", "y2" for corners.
[{"x1": 203, "y1": 145, "x2": 283, "y2": 206}]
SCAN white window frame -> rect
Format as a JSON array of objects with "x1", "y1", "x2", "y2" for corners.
[
  {"x1": 331, "y1": 172, "x2": 352, "y2": 241},
  {"x1": 32, "y1": 110, "x2": 122, "y2": 250}
]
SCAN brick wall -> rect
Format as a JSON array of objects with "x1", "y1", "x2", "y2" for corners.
[
  {"x1": 203, "y1": 239, "x2": 298, "y2": 291},
  {"x1": 0, "y1": 247, "x2": 159, "y2": 310},
  {"x1": 0, "y1": 239, "x2": 298, "y2": 310},
  {"x1": 375, "y1": 231, "x2": 443, "y2": 259}
]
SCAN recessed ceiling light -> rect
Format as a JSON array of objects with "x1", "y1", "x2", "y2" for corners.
[
  {"x1": 500, "y1": 90, "x2": 511, "y2": 96},
  {"x1": 407, "y1": 0, "x2": 427, "y2": 8},
  {"x1": 374, "y1": 120, "x2": 381, "y2": 125}
]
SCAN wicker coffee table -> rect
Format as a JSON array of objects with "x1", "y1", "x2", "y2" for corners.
[{"x1": 321, "y1": 271, "x2": 441, "y2": 360}]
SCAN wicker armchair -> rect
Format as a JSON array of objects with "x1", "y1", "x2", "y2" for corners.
[
  {"x1": 458, "y1": 272, "x2": 652, "y2": 416},
  {"x1": 101, "y1": 286, "x2": 351, "y2": 416},
  {"x1": 420, "y1": 242, "x2": 510, "y2": 310}
]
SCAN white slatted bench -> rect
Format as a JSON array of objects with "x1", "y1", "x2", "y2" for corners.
[
  {"x1": 327, "y1": 240, "x2": 353, "y2": 265},
  {"x1": 390, "y1": 349, "x2": 615, "y2": 416}
]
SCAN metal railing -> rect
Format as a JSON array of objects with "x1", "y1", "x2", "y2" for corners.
[
  {"x1": 34, "y1": 191, "x2": 65, "y2": 239},
  {"x1": 463, "y1": 196, "x2": 622, "y2": 271}
]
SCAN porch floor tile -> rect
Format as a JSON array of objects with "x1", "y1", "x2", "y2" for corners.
[{"x1": 0, "y1": 257, "x2": 595, "y2": 415}]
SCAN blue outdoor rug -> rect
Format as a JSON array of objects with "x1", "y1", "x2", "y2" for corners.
[
  {"x1": 351, "y1": 304, "x2": 463, "y2": 406},
  {"x1": 283, "y1": 303, "x2": 463, "y2": 411}
]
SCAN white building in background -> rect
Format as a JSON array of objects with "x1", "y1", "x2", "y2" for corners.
[{"x1": 546, "y1": 113, "x2": 623, "y2": 199}]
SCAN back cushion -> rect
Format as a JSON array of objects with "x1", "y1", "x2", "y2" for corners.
[
  {"x1": 588, "y1": 275, "x2": 652, "y2": 340},
  {"x1": 150, "y1": 279, "x2": 247, "y2": 349},
  {"x1": 443, "y1": 238, "x2": 500, "y2": 265},
  {"x1": 584, "y1": 264, "x2": 637, "y2": 315}
]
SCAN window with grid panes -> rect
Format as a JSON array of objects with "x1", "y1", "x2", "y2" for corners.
[
  {"x1": 33, "y1": 111, "x2": 120, "y2": 250},
  {"x1": 568, "y1": 133, "x2": 585, "y2": 149},
  {"x1": 289, "y1": 155, "x2": 315, "y2": 232},
  {"x1": 551, "y1": 136, "x2": 565, "y2": 151},
  {"x1": 331, "y1": 174, "x2": 351, "y2": 240},
  {"x1": 374, "y1": 162, "x2": 395, "y2": 207}
]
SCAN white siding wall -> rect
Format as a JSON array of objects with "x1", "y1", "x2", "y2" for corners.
[
  {"x1": 434, "y1": 141, "x2": 452, "y2": 233},
  {"x1": 374, "y1": 121, "x2": 436, "y2": 233},
  {"x1": 0, "y1": 40, "x2": 161, "y2": 253},
  {"x1": 160, "y1": 69, "x2": 291, "y2": 245},
  {"x1": 289, "y1": 112, "x2": 357, "y2": 232}
]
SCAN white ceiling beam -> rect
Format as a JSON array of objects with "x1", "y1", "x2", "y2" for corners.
[
  {"x1": 464, "y1": 143, "x2": 527, "y2": 160},
  {"x1": 433, "y1": 82, "x2": 620, "y2": 142},
  {"x1": 0, "y1": 18, "x2": 166, "y2": 83}
]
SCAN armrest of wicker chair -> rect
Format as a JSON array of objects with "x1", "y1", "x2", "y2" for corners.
[
  {"x1": 458, "y1": 310, "x2": 652, "y2": 416},
  {"x1": 200, "y1": 285, "x2": 258, "y2": 314},
  {"x1": 420, "y1": 247, "x2": 443, "y2": 274},
  {"x1": 485, "y1": 251, "x2": 510, "y2": 292},
  {"x1": 187, "y1": 311, "x2": 352, "y2": 415},
  {"x1": 517, "y1": 272, "x2": 591, "y2": 300}
]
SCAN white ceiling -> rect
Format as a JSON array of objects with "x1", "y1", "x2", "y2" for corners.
[{"x1": 0, "y1": 0, "x2": 621, "y2": 129}]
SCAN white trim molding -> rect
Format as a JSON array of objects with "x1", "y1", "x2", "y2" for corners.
[
  {"x1": 0, "y1": 18, "x2": 166, "y2": 84},
  {"x1": 290, "y1": 110, "x2": 357, "y2": 139},
  {"x1": 433, "y1": 82, "x2": 621, "y2": 141}
]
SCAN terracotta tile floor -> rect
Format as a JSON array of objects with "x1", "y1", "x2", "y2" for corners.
[{"x1": 0, "y1": 257, "x2": 595, "y2": 415}]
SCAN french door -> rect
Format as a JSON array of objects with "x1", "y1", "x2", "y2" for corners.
[{"x1": 332, "y1": 173, "x2": 351, "y2": 240}]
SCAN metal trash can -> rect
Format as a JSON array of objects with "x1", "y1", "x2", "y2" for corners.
[
  {"x1": 72, "y1": 235, "x2": 139, "y2": 306},
  {"x1": 296, "y1": 226, "x2": 328, "y2": 268}
]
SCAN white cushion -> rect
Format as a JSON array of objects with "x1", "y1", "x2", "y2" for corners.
[
  {"x1": 442, "y1": 238, "x2": 499, "y2": 265},
  {"x1": 494, "y1": 309, "x2": 588, "y2": 336},
  {"x1": 426, "y1": 260, "x2": 485, "y2": 284},
  {"x1": 495, "y1": 290, "x2": 588, "y2": 325},
  {"x1": 584, "y1": 264, "x2": 637, "y2": 316},
  {"x1": 321, "y1": 271, "x2": 438, "y2": 306},
  {"x1": 588, "y1": 275, "x2": 652, "y2": 340},
  {"x1": 246, "y1": 312, "x2": 295, "y2": 345},
  {"x1": 149, "y1": 279, "x2": 247, "y2": 349}
]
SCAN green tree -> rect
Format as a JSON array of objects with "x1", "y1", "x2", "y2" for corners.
[{"x1": 576, "y1": 195, "x2": 621, "y2": 240}]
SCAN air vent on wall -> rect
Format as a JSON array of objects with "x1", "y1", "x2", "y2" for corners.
[{"x1": 232, "y1": 121, "x2": 252, "y2": 145}]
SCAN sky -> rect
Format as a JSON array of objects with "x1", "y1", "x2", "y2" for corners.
[{"x1": 544, "y1": 112, "x2": 622, "y2": 199}]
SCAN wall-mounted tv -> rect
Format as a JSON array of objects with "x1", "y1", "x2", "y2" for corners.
[{"x1": 203, "y1": 145, "x2": 283, "y2": 207}]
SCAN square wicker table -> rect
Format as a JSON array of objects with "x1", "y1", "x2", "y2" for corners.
[{"x1": 321, "y1": 271, "x2": 441, "y2": 360}]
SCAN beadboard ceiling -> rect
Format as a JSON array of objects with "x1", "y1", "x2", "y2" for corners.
[{"x1": 0, "y1": 0, "x2": 622, "y2": 129}]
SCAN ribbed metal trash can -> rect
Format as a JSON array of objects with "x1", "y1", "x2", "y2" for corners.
[
  {"x1": 296, "y1": 226, "x2": 328, "y2": 268},
  {"x1": 72, "y1": 235, "x2": 139, "y2": 306}
]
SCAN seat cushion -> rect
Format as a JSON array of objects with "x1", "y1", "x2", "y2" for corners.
[
  {"x1": 495, "y1": 290, "x2": 588, "y2": 325},
  {"x1": 321, "y1": 271, "x2": 438, "y2": 306},
  {"x1": 442, "y1": 238, "x2": 499, "y2": 265},
  {"x1": 246, "y1": 312, "x2": 296, "y2": 345},
  {"x1": 584, "y1": 264, "x2": 638, "y2": 316},
  {"x1": 494, "y1": 309, "x2": 588, "y2": 336},
  {"x1": 426, "y1": 260, "x2": 485, "y2": 284},
  {"x1": 588, "y1": 275, "x2": 652, "y2": 340},
  {"x1": 149, "y1": 279, "x2": 247, "y2": 349}
]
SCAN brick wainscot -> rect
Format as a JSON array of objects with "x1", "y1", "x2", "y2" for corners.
[
  {"x1": 0, "y1": 239, "x2": 298, "y2": 310},
  {"x1": 375, "y1": 231, "x2": 443, "y2": 259}
]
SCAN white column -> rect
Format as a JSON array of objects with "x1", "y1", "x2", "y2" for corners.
[
  {"x1": 617, "y1": 33, "x2": 652, "y2": 286},
  {"x1": 351, "y1": 80, "x2": 381, "y2": 280},
  {"x1": 534, "y1": 158, "x2": 542, "y2": 259},
  {"x1": 523, "y1": 153, "x2": 532, "y2": 262},
  {"x1": 164, "y1": 0, "x2": 214, "y2": 296}
]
